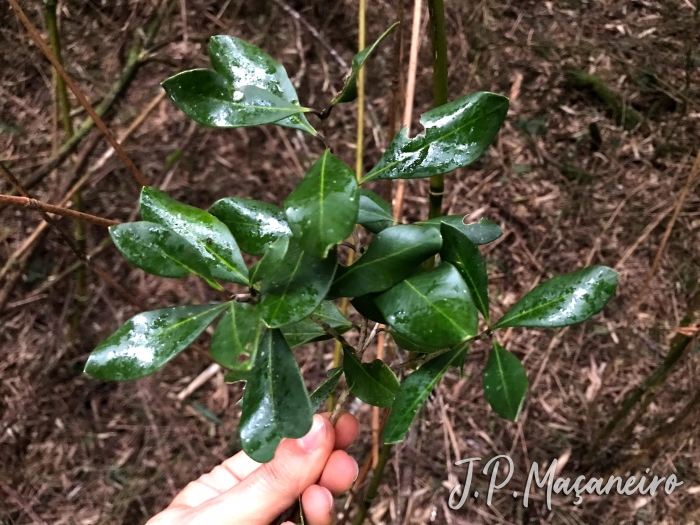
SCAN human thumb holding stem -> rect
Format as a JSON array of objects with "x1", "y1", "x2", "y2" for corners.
[{"x1": 147, "y1": 412, "x2": 359, "y2": 525}]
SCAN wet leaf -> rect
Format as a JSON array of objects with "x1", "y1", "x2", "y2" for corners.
[
  {"x1": 249, "y1": 235, "x2": 290, "y2": 284},
  {"x1": 351, "y1": 294, "x2": 387, "y2": 324},
  {"x1": 483, "y1": 342, "x2": 528, "y2": 421},
  {"x1": 140, "y1": 187, "x2": 248, "y2": 284},
  {"x1": 84, "y1": 304, "x2": 227, "y2": 381},
  {"x1": 257, "y1": 239, "x2": 338, "y2": 328},
  {"x1": 332, "y1": 23, "x2": 399, "y2": 105},
  {"x1": 209, "y1": 35, "x2": 316, "y2": 135},
  {"x1": 239, "y1": 329, "x2": 313, "y2": 462},
  {"x1": 418, "y1": 216, "x2": 502, "y2": 245},
  {"x1": 284, "y1": 150, "x2": 359, "y2": 258},
  {"x1": 362, "y1": 92, "x2": 509, "y2": 182},
  {"x1": 376, "y1": 263, "x2": 478, "y2": 352},
  {"x1": 343, "y1": 348, "x2": 399, "y2": 407},
  {"x1": 492, "y1": 266, "x2": 618, "y2": 329},
  {"x1": 210, "y1": 302, "x2": 264, "y2": 371},
  {"x1": 330, "y1": 225, "x2": 442, "y2": 298},
  {"x1": 109, "y1": 222, "x2": 221, "y2": 289},
  {"x1": 162, "y1": 70, "x2": 309, "y2": 128},
  {"x1": 383, "y1": 345, "x2": 467, "y2": 444},
  {"x1": 357, "y1": 189, "x2": 394, "y2": 233},
  {"x1": 281, "y1": 301, "x2": 352, "y2": 348},
  {"x1": 310, "y1": 366, "x2": 343, "y2": 412},
  {"x1": 209, "y1": 197, "x2": 291, "y2": 256},
  {"x1": 440, "y1": 223, "x2": 490, "y2": 323}
]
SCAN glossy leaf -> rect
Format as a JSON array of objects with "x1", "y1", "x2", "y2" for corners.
[
  {"x1": 440, "y1": 223, "x2": 490, "y2": 323},
  {"x1": 343, "y1": 347, "x2": 399, "y2": 407},
  {"x1": 483, "y1": 342, "x2": 528, "y2": 421},
  {"x1": 332, "y1": 23, "x2": 399, "y2": 105},
  {"x1": 140, "y1": 187, "x2": 248, "y2": 284},
  {"x1": 257, "y1": 239, "x2": 338, "y2": 328},
  {"x1": 357, "y1": 189, "x2": 394, "y2": 233},
  {"x1": 376, "y1": 263, "x2": 478, "y2": 352},
  {"x1": 388, "y1": 330, "x2": 424, "y2": 353},
  {"x1": 239, "y1": 329, "x2": 313, "y2": 462},
  {"x1": 209, "y1": 197, "x2": 291, "y2": 256},
  {"x1": 310, "y1": 366, "x2": 343, "y2": 412},
  {"x1": 492, "y1": 266, "x2": 618, "y2": 329},
  {"x1": 419, "y1": 216, "x2": 502, "y2": 245},
  {"x1": 281, "y1": 301, "x2": 352, "y2": 348},
  {"x1": 351, "y1": 294, "x2": 387, "y2": 324},
  {"x1": 249, "y1": 235, "x2": 290, "y2": 284},
  {"x1": 85, "y1": 304, "x2": 227, "y2": 381},
  {"x1": 210, "y1": 302, "x2": 264, "y2": 371},
  {"x1": 209, "y1": 35, "x2": 316, "y2": 135},
  {"x1": 362, "y1": 92, "x2": 509, "y2": 182},
  {"x1": 330, "y1": 225, "x2": 442, "y2": 298},
  {"x1": 384, "y1": 345, "x2": 467, "y2": 444},
  {"x1": 162, "y1": 70, "x2": 309, "y2": 128},
  {"x1": 284, "y1": 150, "x2": 359, "y2": 258},
  {"x1": 109, "y1": 222, "x2": 221, "y2": 289},
  {"x1": 224, "y1": 369, "x2": 249, "y2": 383}
]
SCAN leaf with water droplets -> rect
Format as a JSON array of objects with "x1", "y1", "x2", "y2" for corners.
[
  {"x1": 357, "y1": 189, "x2": 394, "y2": 233},
  {"x1": 376, "y1": 263, "x2": 478, "y2": 352},
  {"x1": 330, "y1": 224, "x2": 442, "y2": 298},
  {"x1": 284, "y1": 150, "x2": 359, "y2": 258},
  {"x1": 257, "y1": 239, "x2": 338, "y2": 328},
  {"x1": 209, "y1": 197, "x2": 291, "y2": 256},
  {"x1": 281, "y1": 301, "x2": 352, "y2": 348},
  {"x1": 249, "y1": 235, "x2": 290, "y2": 284},
  {"x1": 210, "y1": 302, "x2": 264, "y2": 371},
  {"x1": 492, "y1": 266, "x2": 618, "y2": 329},
  {"x1": 162, "y1": 70, "x2": 310, "y2": 129},
  {"x1": 332, "y1": 23, "x2": 399, "y2": 105},
  {"x1": 483, "y1": 342, "x2": 528, "y2": 421},
  {"x1": 383, "y1": 344, "x2": 467, "y2": 444},
  {"x1": 239, "y1": 329, "x2": 313, "y2": 462},
  {"x1": 343, "y1": 347, "x2": 399, "y2": 407},
  {"x1": 418, "y1": 216, "x2": 502, "y2": 245},
  {"x1": 209, "y1": 35, "x2": 316, "y2": 135},
  {"x1": 84, "y1": 304, "x2": 228, "y2": 381},
  {"x1": 109, "y1": 222, "x2": 221, "y2": 289},
  {"x1": 362, "y1": 92, "x2": 509, "y2": 182},
  {"x1": 310, "y1": 366, "x2": 343, "y2": 412},
  {"x1": 140, "y1": 187, "x2": 248, "y2": 284}
]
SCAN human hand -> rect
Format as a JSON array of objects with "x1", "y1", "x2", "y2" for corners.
[{"x1": 147, "y1": 412, "x2": 360, "y2": 525}]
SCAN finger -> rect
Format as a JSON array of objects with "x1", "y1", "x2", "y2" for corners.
[
  {"x1": 219, "y1": 449, "x2": 262, "y2": 480},
  {"x1": 318, "y1": 450, "x2": 358, "y2": 495},
  {"x1": 320, "y1": 411, "x2": 360, "y2": 449},
  {"x1": 193, "y1": 415, "x2": 335, "y2": 525},
  {"x1": 301, "y1": 484, "x2": 334, "y2": 525}
]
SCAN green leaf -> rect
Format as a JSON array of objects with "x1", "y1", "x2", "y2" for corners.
[
  {"x1": 249, "y1": 235, "x2": 290, "y2": 284},
  {"x1": 139, "y1": 187, "x2": 248, "y2": 284},
  {"x1": 209, "y1": 35, "x2": 316, "y2": 135},
  {"x1": 362, "y1": 92, "x2": 509, "y2": 182},
  {"x1": 357, "y1": 189, "x2": 394, "y2": 233},
  {"x1": 332, "y1": 23, "x2": 399, "y2": 105},
  {"x1": 309, "y1": 366, "x2": 343, "y2": 412},
  {"x1": 440, "y1": 223, "x2": 490, "y2": 323},
  {"x1": 209, "y1": 197, "x2": 291, "y2": 256},
  {"x1": 257, "y1": 239, "x2": 338, "y2": 328},
  {"x1": 239, "y1": 329, "x2": 313, "y2": 462},
  {"x1": 224, "y1": 369, "x2": 249, "y2": 383},
  {"x1": 351, "y1": 294, "x2": 387, "y2": 324},
  {"x1": 419, "y1": 216, "x2": 502, "y2": 245},
  {"x1": 492, "y1": 265, "x2": 618, "y2": 329},
  {"x1": 330, "y1": 225, "x2": 442, "y2": 298},
  {"x1": 85, "y1": 304, "x2": 227, "y2": 381},
  {"x1": 162, "y1": 70, "x2": 310, "y2": 128},
  {"x1": 384, "y1": 345, "x2": 467, "y2": 444},
  {"x1": 210, "y1": 302, "x2": 264, "y2": 371},
  {"x1": 109, "y1": 222, "x2": 221, "y2": 289},
  {"x1": 389, "y1": 330, "x2": 426, "y2": 353},
  {"x1": 284, "y1": 150, "x2": 359, "y2": 258},
  {"x1": 483, "y1": 342, "x2": 528, "y2": 421},
  {"x1": 376, "y1": 262, "x2": 478, "y2": 352},
  {"x1": 343, "y1": 347, "x2": 399, "y2": 407},
  {"x1": 281, "y1": 301, "x2": 352, "y2": 348}
]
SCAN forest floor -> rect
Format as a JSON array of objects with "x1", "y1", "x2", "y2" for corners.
[{"x1": 1, "y1": 0, "x2": 699, "y2": 524}]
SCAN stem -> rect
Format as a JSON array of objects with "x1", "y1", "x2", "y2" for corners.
[
  {"x1": 0, "y1": 193, "x2": 119, "y2": 227},
  {"x1": 352, "y1": 443, "x2": 393, "y2": 525},
  {"x1": 44, "y1": 0, "x2": 72, "y2": 139},
  {"x1": 426, "y1": 0, "x2": 448, "y2": 220}
]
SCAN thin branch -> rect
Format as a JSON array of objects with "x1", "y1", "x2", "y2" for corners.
[{"x1": 0, "y1": 193, "x2": 119, "y2": 228}]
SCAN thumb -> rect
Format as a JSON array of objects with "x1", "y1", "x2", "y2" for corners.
[{"x1": 189, "y1": 414, "x2": 334, "y2": 525}]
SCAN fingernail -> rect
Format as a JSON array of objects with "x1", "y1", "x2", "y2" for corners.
[
  {"x1": 320, "y1": 486, "x2": 333, "y2": 511},
  {"x1": 299, "y1": 415, "x2": 325, "y2": 452},
  {"x1": 352, "y1": 459, "x2": 360, "y2": 482}
]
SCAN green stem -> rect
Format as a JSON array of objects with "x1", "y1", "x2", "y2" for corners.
[
  {"x1": 352, "y1": 443, "x2": 393, "y2": 525},
  {"x1": 44, "y1": 0, "x2": 73, "y2": 139},
  {"x1": 427, "y1": 0, "x2": 448, "y2": 220}
]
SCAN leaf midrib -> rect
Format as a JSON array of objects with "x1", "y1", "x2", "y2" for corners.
[
  {"x1": 495, "y1": 294, "x2": 565, "y2": 328},
  {"x1": 267, "y1": 249, "x2": 305, "y2": 322},
  {"x1": 403, "y1": 279, "x2": 468, "y2": 338}
]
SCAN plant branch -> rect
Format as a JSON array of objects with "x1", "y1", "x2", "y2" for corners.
[{"x1": 0, "y1": 193, "x2": 119, "y2": 228}]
